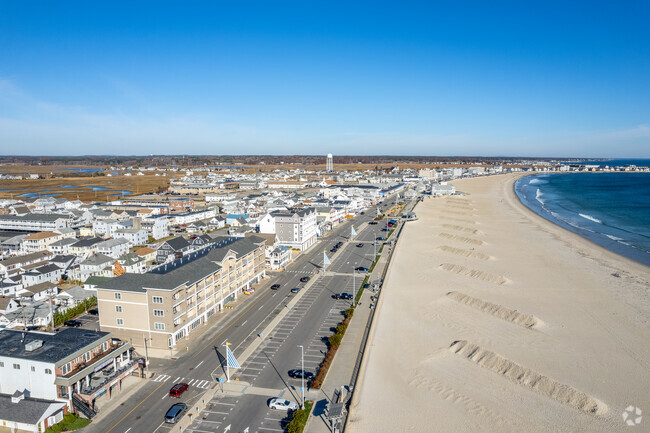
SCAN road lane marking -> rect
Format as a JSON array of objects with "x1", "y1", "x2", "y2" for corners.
[
  {"x1": 196, "y1": 360, "x2": 204, "y2": 368},
  {"x1": 124, "y1": 429, "x2": 131, "y2": 433},
  {"x1": 161, "y1": 394, "x2": 167, "y2": 400},
  {"x1": 102, "y1": 381, "x2": 167, "y2": 433}
]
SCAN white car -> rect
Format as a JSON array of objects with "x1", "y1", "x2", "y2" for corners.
[{"x1": 268, "y1": 398, "x2": 298, "y2": 411}]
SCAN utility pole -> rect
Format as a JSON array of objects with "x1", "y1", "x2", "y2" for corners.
[
  {"x1": 298, "y1": 345, "x2": 304, "y2": 408},
  {"x1": 143, "y1": 335, "x2": 149, "y2": 375}
]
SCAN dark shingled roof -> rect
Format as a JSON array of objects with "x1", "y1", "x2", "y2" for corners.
[
  {"x1": 0, "y1": 328, "x2": 110, "y2": 364},
  {"x1": 0, "y1": 393, "x2": 66, "y2": 425}
]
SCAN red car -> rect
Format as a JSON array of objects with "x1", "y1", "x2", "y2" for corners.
[{"x1": 169, "y1": 383, "x2": 189, "y2": 398}]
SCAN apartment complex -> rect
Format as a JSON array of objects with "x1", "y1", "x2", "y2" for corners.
[
  {"x1": 0, "y1": 214, "x2": 70, "y2": 232},
  {"x1": 96, "y1": 236, "x2": 266, "y2": 352}
]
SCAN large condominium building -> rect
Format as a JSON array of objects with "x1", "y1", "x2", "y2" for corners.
[
  {"x1": 96, "y1": 236, "x2": 266, "y2": 353},
  {"x1": 273, "y1": 208, "x2": 317, "y2": 251}
]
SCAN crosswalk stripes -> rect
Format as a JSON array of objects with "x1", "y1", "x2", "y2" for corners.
[{"x1": 151, "y1": 375, "x2": 211, "y2": 389}]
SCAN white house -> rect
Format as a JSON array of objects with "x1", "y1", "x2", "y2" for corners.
[
  {"x1": 113, "y1": 228, "x2": 147, "y2": 247},
  {"x1": 96, "y1": 238, "x2": 130, "y2": 259}
]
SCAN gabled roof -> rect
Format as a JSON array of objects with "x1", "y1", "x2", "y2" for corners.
[
  {"x1": 24, "y1": 231, "x2": 60, "y2": 241},
  {"x1": 161, "y1": 236, "x2": 190, "y2": 251},
  {"x1": 81, "y1": 253, "x2": 114, "y2": 267}
]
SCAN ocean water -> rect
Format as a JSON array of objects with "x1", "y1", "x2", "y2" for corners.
[{"x1": 515, "y1": 173, "x2": 650, "y2": 266}]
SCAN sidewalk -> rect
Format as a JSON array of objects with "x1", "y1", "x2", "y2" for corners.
[{"x1": 305, "y1": 243, "x2": 392, "y2": 433}]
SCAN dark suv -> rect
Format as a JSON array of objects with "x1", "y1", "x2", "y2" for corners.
[{"x1": 65, "y1": 320, "x2": 82, "y2": 327}]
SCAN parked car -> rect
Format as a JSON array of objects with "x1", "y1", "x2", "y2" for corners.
[
  {"x1": 164, "y1": 403, "x2": 188, "y2": 423},
  {"x1": 270, "y1": 284, "x2": 281, "y2": 290},
  {"x1": 336, "y1": 242, "x2": 343, "y2": 248},
  {"x1": 291, "y1": 287, "x2": 301, "y2": 294},
  {"x1": 376, "y1": 236, "x2": 385, "y2": 241},
  {"x1": 381, "y1": 227, "x2": 389, "y2": 231},
  {"x1": 64, "y1": 320, "x2": 82, "y2": 327},
  {"x1": 369, "y1": 221, "x2": 378, "y2": 225},
  {"x1": 330, "y1": 247, "x2": 338, "y2": 253},
  {"x1": 288, "y1": 369, "x2": 315, "y2": 380},
  {"x1": 360, "y1": 212, "x2": 365, "y2": 215},
  {"x1": 299, "y1": 276, "x2": 310, "y2": 283},
  {"x1": 169, "y1": 383, "x2": 189, "y2": 398},
  {"x1": 88, "y1": 308, "x2": 99, "y2": 315},
  {"x1": 268, "y1": 398, "x2": 298, "y2": 411},
  {"x1": 333, "y1": 292, "x2": 353, "y2": 300},
  {"x1": 356, "y1": 243, "x2": 364, "y2": 247},
  {"x1": 355, "y1": 266, "x2": 369, "y2": 272}
]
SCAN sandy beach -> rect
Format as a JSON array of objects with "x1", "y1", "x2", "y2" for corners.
[{"x1": 347, "y1": 173, "x2": 650, "y2": 433}]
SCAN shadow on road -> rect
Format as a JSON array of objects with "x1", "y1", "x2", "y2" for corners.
[
  {"x1": 214, "y1": 346, "x2": 227, "y2": 377},
  {"x1": 262, "y1": 350, "x2": 300, "y2": 402}
]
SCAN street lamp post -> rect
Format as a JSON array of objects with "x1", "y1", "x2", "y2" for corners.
[{"x1": 297, "y1": 345, "x2": 304, "y2": 408}]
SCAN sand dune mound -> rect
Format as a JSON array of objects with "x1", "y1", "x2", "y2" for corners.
[
  {"x1": 439, "y1": 263, "x2": 508, "y2": 285},
  {"x1": 446, "y1": 291, "x2": 538, "y2": 327},
  {"x1": 438, "y1": 245, "x2": 491, "y2": 260},
  {"x1": 441, "y1": 224, "x2": 482, "y2": 234},
  {"x1": 449, "y1": 341, "x2": 604, "y2": 414},
  {"x1": 439, "y1": 233, "x2": 485, "y2": 245}
]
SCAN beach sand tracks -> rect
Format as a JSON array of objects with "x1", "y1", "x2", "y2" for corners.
[
  {"x1": 449, "y1": 340, "x2": 605, "y2": 415},
  {"x1": 436, "y1": 215, "x2": 478, "y2": 225},
  {"x1": 440, "y1": 209, "x2": 476, "y2": 217},
  {"x1": 439, "y1": 263, "x2": 508, "y2": 285},
  {"x1": 438, "y1": 245, "x2": 491, "y2": 260},
  {"x1": 446, "y1": 291, "x2": 539, "y2": 328},
  {"x1": 441, "y1": 224, "x2": 483, "y2": 235},
  {"x1": 439, "y1": 232, "x2": 485, "y2": 246}
]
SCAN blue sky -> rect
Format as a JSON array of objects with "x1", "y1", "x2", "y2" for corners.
[{"x1": 1, "y1": 1, "x2": 649, "y2": 157}]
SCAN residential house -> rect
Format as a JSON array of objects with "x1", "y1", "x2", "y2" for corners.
[
  {"x1": 96, "y1": 238, "x2": 130, "y2": 259},
  {"x1": 155, "y1": 237, "x2": 190, "y2": 263},
  {"x1": 22, "y1": 232, "x2": 63, "y2": 254},
  {"x1": 113, "y1": 228, "x2": 147, "y2": 247},
  {"x1": 22, "y1": 265, "x2": 64, "y2": 288},
  {"x1": 78, "y1": 254, "x2": 115, "y2": 280},
  {"x1": 0, "y1": 251, "x2": 54, "y2": 278}
]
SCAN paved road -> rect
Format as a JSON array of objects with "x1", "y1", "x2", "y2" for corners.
[{"x1": 88, "y1": 198, "x2": 397, "y2": 433}]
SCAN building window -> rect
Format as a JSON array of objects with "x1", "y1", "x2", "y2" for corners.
[
  {"x1": 101, "y1": 341, "x2": 108, "y2": 351},
  {"x1": 115, "y1": 305, "x2": 122, "y2": 313},
  {"x1": 0, "y1": 362, "x2": 3, "y2": 367},
  {"x1": 152, "y1": 296, "x2": 163, "y2": 304},
  {"x1": 31, "y1": 366, "x2": 35, "y2": 372},
  {"x1": 13, "y1": 364, "x2": 20, "y2": 370},
  {"x1": 45, "y1": 368, "x2": 52, "y2": 374},
  {"x1": 83, "y1": 351, "x2": 91, "y2": 362},
  {"x1": 114, "y1": 292, "x2": 122, "y2": 300},
  {"x1": 154, "y1": 322, "x2": 165, "y2": 330},
  {"x1": 116, "y1": 318, "x2": 124, "y2": 325},
  {"x1": 153, "y1": 309, "x2": 164, "y2": 317}
]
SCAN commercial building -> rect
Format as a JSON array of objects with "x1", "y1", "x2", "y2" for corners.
[
  {"x1": 96, "y1": 236, "x2": 266, "y2": 353},
  {"x1": 0, "y1": 328, "x2": 134, "y2": 418}
]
